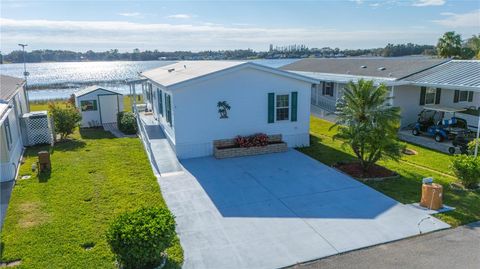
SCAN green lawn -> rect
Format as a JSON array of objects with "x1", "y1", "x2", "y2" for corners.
[
  {"x1": 0, "y1": 128, "x2": 183, "y2": 268},
  {"x1": 300, "y1": 116, "x2": 480, "y2": 227},
  {"x1": 29, "y1": 95, "x2": 142, "y2": 112}
]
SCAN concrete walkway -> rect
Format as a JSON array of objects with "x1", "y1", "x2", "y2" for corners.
[
  {"x1": 398, "y1": 130, "x2": 453, "y2": 154},
  {"x1": 138, "y1": 114, "x2": 183, "y2": 175},
  {"x1": 293, "y1": 221, "x2": 480, "y2": 269},
  {"x1": 102, "y1": 122, "x2": 136, "y2": 138},
  {"x1": 156, "y1": 150, "x2": 449, "y2": 269}
]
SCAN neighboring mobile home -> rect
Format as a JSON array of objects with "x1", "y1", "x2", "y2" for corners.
[
  {"x1": 282, "y1": 58, "x2": 479, "y2": 129},
  {"x1": 140, "y1": 61, "x2": 317, "y2": 159},
  {"x1": 0, "y1": 75, "x2": 29, "y2": 182}
]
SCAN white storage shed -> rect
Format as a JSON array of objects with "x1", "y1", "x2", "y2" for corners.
[{"x1": 74, "y1": 86, "x2": 124, "y2": 128}]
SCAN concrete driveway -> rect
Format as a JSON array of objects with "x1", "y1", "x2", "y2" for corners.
[{"x1": 158, "y1": 150, "x2": 449, "y2": 269}]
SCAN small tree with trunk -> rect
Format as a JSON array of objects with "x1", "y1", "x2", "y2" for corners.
[
  {"x1": 49, "y1": 102, "x2": 82, "y2": 140},
  {"x1": 332, "y1": 79, "x2": 404, "y2": 174}
]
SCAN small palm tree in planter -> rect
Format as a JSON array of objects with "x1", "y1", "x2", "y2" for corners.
[{"x1": 332, "y1": 79, "x2": 405, "y2": 176}]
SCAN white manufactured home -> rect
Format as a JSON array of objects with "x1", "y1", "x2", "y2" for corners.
[
  {"x1": 0, "y1": 75, "x2": 29, "y2": 182},
  {"x1": 74, "y1": 86, "x2": 124, "y2": 128},
  {"x1": 140, "y1": 61, "x2": 317, "y2": 159},
  {"x1": 282, "y1": 58, "x2": 480, "y2": 129}
]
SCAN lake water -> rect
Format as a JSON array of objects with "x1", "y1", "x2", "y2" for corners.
[{"x1": 0, "y1": 59, "x2": 299, "y2": 101}]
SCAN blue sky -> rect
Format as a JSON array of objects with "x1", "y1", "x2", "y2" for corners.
[{"x1": 1, "y1": 0, "x2": 479, "y2": 52}]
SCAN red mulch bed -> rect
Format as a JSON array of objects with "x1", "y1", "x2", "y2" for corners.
[{"x1": 334, "y1": 162, "x2": 397, "y2": 179}]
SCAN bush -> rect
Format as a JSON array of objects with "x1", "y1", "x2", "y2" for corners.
[
  {"x1": 117, "y1": 111, "x2": 137, "y2": 134},
  {"x1": 106, "y1": 207, "x2": 176, "y2": 269},
  {"x1": 451, "y1": 155, "x2": 480, "y2": 189},
  {"x1": 468, "y1": 138, "x2": 480, "y2": 153},
  {"x1": 49, "y1": 102, "x2": 82, "y2": 140},
  {"x1": 235, "y1": 133, "x2": 269, "y2": 147}
]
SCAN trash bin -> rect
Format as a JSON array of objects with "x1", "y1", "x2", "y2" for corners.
[{"x1": 420, "y1": 183, "x2": 443, "y2": 210}]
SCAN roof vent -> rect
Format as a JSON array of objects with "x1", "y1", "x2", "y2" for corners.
[
  {"x1": 360, "y1": 65, "x2": 367, "y2": 69},
  {"x1": 388, "y1": 73, "x2": 393, "y2": 77},
  {"x1": 168, "y1": 68, "x2": 175, "y2": 72},
  {"x1": 378, "y1": 67, "x2": 386, "y2": 71}
]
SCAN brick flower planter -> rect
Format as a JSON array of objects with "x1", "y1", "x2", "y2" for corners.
[{"x1": 214, "y1": 134, "x2": 287, "y2": 159}]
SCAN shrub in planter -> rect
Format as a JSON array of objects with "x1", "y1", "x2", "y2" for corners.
[
  {"x1": 451, "y1": 155, "x2": 480, "y2": 189},
  {"x1": 117, "y1": 111, "x2": 137, "y2": 134},
  {"x1": 106, "y1": 207, "x2": 176, "y2": 269},
  {"x1": 235, "y1": 133, "x2": 269, "y2": 147}
]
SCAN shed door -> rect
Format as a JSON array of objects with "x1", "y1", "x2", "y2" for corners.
[{"x1": 99, "y1": 95, "x2": 119, "y2": 124}]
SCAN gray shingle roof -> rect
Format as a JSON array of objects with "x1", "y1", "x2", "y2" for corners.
[
  {"x1": 0, "y1": 74, "x2": 25, "y2": 101},
  {"x1": 281, "y1": 58, "x2": 448, "y2": 79},
  {"x1": 403, "y1": 60, "x2": 480, "y2": 90}
]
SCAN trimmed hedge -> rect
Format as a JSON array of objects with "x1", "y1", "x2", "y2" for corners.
[
  {"x1": 117, "y1": 111, "x2": 137, "y2": 134},
  {"x1": 106, "y1": 207, "x2": 176, "y2": 269}
]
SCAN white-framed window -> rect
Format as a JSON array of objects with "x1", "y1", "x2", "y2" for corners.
[
  {"x1": 425, "y1": 88, "x2": 436, "y2": 104},
  {"x1": 323, "y1": 82, "x2": 334, "y2": 97},
  {"x1": 276, "y1": 94, "x2": 289, "y2": 121},
  {"x1": 459, "y1": 90, "x2": 469, "y2": 102},
  {"x1": 80, "y1": 100, "x2": 97, "y2": 111}
]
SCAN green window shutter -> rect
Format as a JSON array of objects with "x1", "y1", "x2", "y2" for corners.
[
  {"x1": 92, "y1": 100, "x2": 98, "y2": 110},
  {"x1": 268, "y1": 93, "x2": 274, "y2": 123},
  {"x1": 453, "y1": 90, "x2": 460, "y2": 103},
  {"x1": 419, "y1": 87, "x2": 426, "y2": 105},
  {"x1": 468, "y1": 91, "x2": 474, "y2": 102},
  {"x1": 435, "y1": 88, "x2": 441, "y2": 104},
  {"x1": 291, "y1": 91, "x2": 298, "y2": 122}
]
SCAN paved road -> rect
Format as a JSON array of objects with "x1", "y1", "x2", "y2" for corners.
[{"x1": 291, "y1": 221, "x2": 480, "y2": 269}]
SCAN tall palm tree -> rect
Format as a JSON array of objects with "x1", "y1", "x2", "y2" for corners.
[
  {"x1": 332, "y1": 79, "x2": 404, "y2": 173},
  {"x1": 437, "y1": 31, "x2": 462, "y2": 58}
]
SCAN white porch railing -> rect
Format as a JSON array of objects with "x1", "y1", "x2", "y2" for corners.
[{"x1": 312, "y1": 96, "x2": 337, "y2": 112}]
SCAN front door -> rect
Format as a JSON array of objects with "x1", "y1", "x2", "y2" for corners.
[{"x1": 99, "y1": 95, "x2": 119, "y2": 124}]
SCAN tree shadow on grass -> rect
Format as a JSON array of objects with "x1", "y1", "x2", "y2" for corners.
[
  {"x1": 79, "y1": 128, "x2": 116, "y2": 140},
  {"x1": 297, "y1": 135, "x2": 357, "y2": 166}
]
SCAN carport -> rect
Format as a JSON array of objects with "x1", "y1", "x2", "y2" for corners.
[{"x1": 157, "y1": 150, "x2": 449, "y2": 269}]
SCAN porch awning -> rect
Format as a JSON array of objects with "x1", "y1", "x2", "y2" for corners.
[{"x1": 403, "y1": 60, "x2": 480, "y2": 92}]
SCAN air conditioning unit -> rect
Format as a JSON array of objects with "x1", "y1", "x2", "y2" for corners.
[{"x1": 20, "y1": 111, "x2": 53, "y2": 146}]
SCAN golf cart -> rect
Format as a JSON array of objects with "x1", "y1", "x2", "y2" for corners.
[
  {"x1": 448, "y1": 133, "x2": 475, "y2": 154},
  {"x1": 412, "y1": 105, "x2": 471, "y2": 142}
]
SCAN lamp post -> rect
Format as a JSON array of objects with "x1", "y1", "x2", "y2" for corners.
[{"x1": 18, "y1": 44, "x2": 30, "y2": 110}]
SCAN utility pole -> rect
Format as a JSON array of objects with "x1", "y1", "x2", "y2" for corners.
[{"x1": 18, "y1": 43, "x2": 30, "y2": 110}]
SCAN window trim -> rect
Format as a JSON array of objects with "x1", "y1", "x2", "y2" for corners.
[
  {"x1": 275, "y1": 94, "x2": 290, "y2": 121},
  {"x1": 4, "y1": 117, "x2": 13, "y2": 151},
  {"x1": 80, "y1": 100, "x2": 98, "y2": 111},
  {"x1": 424, "y1": 87, "x2": 437, "y2": 105},
  {"x1": 323, "y1": 82, "x2": 334, "y2": 97},
  {"x1": 458, "y1": 90, "x2": 469, "y2": 102}
]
